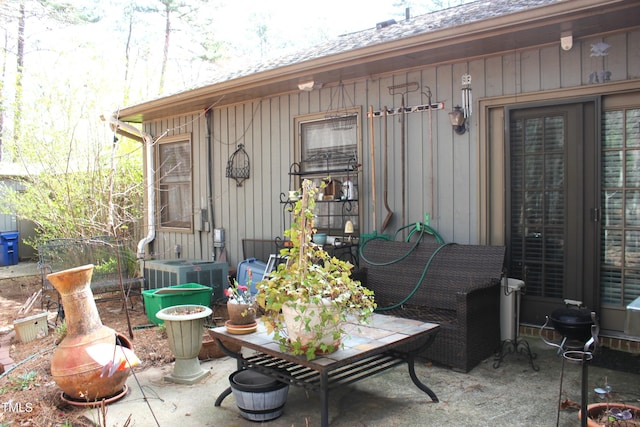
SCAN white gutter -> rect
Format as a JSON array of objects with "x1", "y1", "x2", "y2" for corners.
[{"x1": 101, "y1": 114, "x2": 156, "y2": 261}]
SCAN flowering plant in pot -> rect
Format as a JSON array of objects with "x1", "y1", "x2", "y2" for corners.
[
  {"x1": 256, "y1": 179, "x2": 376, "y2": 360},
  {"x1": 579, "y1": 402, "x2": 640, "y2": 426},
  {"x1": 578, "y1": 382, "x2": 640, "y2": 426},
  {"x1": 225, "y1": 271, "x2": 257, "y2": 326}
]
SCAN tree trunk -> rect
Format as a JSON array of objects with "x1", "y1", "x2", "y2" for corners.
[
  {"x1": 123, "y1": 10, "x2": 134, "y2": 105},
  {"x1": 0, "y1": 31, "x2": 7, "y2": 160},
  {"x1": 159, "y1": 2, "x2": 171, "y2": 95},
  {"x1": 13, "y1": 0, "x2": 25, "y2": 145}
]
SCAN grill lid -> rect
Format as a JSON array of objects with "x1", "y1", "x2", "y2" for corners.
[
  {"x1": 549, "y1": 307, "x2": 595, "y2": 341},
  {"x1": 550, "y1": 307, "x2": 593, "y2": 325}
]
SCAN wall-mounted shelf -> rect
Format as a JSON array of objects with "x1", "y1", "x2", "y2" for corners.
[{"x1": 282, "y1": 156, "x2": 360, "y2": 238}]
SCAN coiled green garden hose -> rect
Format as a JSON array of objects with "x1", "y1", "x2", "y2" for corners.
[{"x1": 358, "y1": 222, "x2": 451, "y2": 311}]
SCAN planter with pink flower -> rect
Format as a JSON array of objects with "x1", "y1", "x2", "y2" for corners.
[{"x1": 225, "y1": 272, "x2": 258, "y2": 334}]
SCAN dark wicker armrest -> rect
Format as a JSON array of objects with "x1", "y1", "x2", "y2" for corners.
[
  {"x1": 358, "y1": 239, "x2": 504, "y2": 372},
  {"x1": 455, "y1": 279, "x2": 501, "y2": 326}
]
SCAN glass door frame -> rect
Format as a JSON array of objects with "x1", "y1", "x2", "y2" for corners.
[{"x1": 504, "y1": 98, "x2": 599, "y2": 325}]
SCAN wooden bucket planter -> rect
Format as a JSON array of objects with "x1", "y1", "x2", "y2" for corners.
[{"x1": 229, "y1": 369, "x2": 289, "y2": 421}]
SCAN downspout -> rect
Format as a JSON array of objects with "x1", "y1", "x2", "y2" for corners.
[
  {"x1": 101, "y1": 114, "x2": 156, "y2": 262},
  {"x1": 137, "y1": 131, "x2": 156, "y2": 260}
]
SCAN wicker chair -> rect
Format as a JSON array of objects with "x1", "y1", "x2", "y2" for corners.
[{"x1": 359, "y1": 239, "x2": 505, "y2": 372}]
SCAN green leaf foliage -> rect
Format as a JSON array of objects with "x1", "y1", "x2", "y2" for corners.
[
  {"x1": 1, "y1": 136, "x2": 143, "y2": 248},
  {"x1": 256, "y1": 179, "x2": 376, "y2": 360}
]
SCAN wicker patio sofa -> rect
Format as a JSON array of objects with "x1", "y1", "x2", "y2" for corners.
[
  {"x1": 358, "y1": 239, "x2": 505, "y2": 372},
  {"x1": 38, "y1": 237, "x2": 143, "y2": 314}
]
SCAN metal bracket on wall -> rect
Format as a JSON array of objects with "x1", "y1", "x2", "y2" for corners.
[{"x1": 367, "y1": 102, "x2": 445, "y2": 118}]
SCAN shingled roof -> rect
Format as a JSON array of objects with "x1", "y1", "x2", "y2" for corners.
[
  {"x1": 211, "y1": 0, "x2": 559, "y2": 84},
  {"x1": 115, "y1": 0, "x2": 639, "y2": 122}
]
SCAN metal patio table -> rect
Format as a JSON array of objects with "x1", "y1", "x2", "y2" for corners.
[{"x1": 211, "y1": 313, "x2": 440, "y2": 427}]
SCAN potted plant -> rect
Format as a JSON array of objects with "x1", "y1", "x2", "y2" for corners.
[
  {"x1": 256, "y1": 179, "x2": 376, "y2": 360},
  {"x1": 225, "y1": 271, "x2": 257, "y2": 327},
  {"x1": 579, "y1": 402, "x2": 640, "y2": 426},
  {"x1": 578, "y1": 384, "x2": 640, "y2": 426}
]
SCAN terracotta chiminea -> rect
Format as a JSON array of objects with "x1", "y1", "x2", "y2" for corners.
[{"x1": 48, "y1": 264, "x2": 132, "y2": 401}]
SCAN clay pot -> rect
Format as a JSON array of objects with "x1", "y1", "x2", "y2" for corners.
[
  {"x1": 227, "y1": 301, "x2": 256, "y2": 325},
  {"x1": 48, "y1": 264, "x2": 130, "y2": 401},
  {"x1": 199, "y1": 333, "x2": 242, "y2": 360},
  {"x1": 579, "y1": 403, "x2": 640, "y2": 426}
]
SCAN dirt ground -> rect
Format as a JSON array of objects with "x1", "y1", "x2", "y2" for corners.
[{"x1": 0, "y1": 275, "x2": 228, "y2": 426}]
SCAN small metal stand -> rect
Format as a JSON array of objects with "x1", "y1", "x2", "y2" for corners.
[
  {"x1": 493, "y1": 335, "x2": 539, "y2": 371},
  {"x1": 493, "y1": 278, "x2": 538, "y2": 370}
]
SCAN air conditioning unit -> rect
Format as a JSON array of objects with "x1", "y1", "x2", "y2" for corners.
[{"x1": 144, "y1": 259, "x2": 229, "y2": 303}]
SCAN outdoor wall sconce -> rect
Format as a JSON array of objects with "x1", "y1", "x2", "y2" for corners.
[
  {"x1": 561, "y1": 31, "x2": 573, "y2": 51},
  {"x1": 448, "y1": 106, "x2": 466, "y2": 135},
  {"x1": 298, "y1": 80, "x2": 323, "y2": 91}
]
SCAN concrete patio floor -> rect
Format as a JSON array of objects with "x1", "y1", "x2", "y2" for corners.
[
  {"x1": 89, "y1": 336, "x2": 639, "y2": 427},
  {"x1": 3, "y1": 262, "x2": 637, "y2": 425},
  {"x1": 0, "y1": 261, "x2": 40, "y2": 279}
]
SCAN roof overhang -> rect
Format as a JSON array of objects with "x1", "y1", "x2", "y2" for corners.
[{"x1": 117, "y1": 0, "x2": 640, "y2": 123}]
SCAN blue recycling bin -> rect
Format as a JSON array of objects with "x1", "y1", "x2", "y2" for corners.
[{"x1": 0, "y1": 231, "x2": 19, "y2": 266}]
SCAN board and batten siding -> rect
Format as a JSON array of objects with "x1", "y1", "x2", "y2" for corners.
[
  {"x1": 143, "y1": 113, "x2": 209, "y2": 261},
  {"x1": 142, "y1": 29, "x2": 640, "y2": 268},
  {"x1": 0, "y1": 179, "x2": 20, "y2": 231}
]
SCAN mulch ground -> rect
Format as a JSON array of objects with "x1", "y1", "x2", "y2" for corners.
[{"x1": 0, "y1": 275, "x2": 229, "y2": 426}]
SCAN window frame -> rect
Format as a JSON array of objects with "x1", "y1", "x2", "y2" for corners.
[
  {"x1": 156, "y1": 133, "x2": 193, "y2": 232},
  {"x1": 293, "y1": 108, "x2": 363, "y2": 237}
]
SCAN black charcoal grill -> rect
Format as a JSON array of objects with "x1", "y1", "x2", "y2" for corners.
[
  {"x1": 549, "y1": 306, "x2": 594, "y2": 343},
  {"x1": 541, "y1": 301, "x2": 599, "y2": 427}
]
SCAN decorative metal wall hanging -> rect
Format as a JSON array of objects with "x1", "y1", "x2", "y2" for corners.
[
  {"x1": 588, "y1": 42, "x2": 612, "y2": 84},
  {"x1": 368, "y1": 82, "x2": 445, "y2": 118},
  {"x1": 226, "y1": 144, "x2": 250, "y2": 186},
  {"x1": 367, "y1": 102, "x2": 445, "y2": 117},
  {"x1": 325, "y1": 82, "x2": 357, "y2": 131}
]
